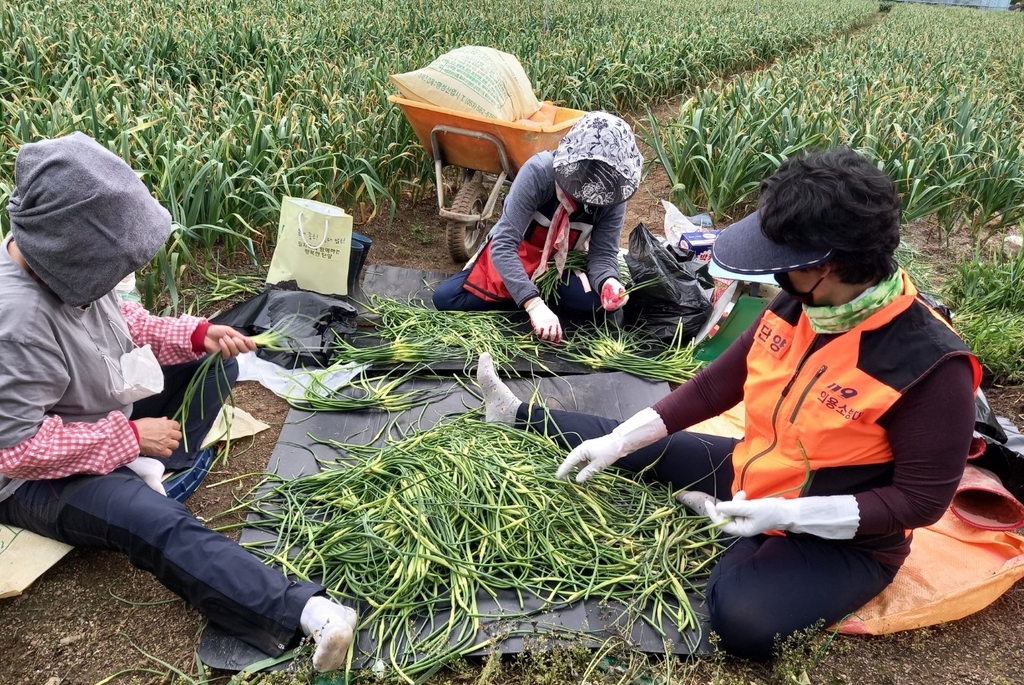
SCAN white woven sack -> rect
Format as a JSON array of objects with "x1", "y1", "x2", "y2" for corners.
[{"x1": 391, "y1": 46, "x2": 540, "y2": 121}]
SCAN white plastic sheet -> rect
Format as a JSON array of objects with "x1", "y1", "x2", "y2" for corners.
[{"x1": 235, "y1": 351, "x2": 365, "y2": 401}]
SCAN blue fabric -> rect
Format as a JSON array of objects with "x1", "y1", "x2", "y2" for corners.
[
  {"x1": 516, "y1": 405, "x2": 897, "y2": 661},
  {"x1": 164, "y1": 446, "x2": 216, "y2": 502},
  {"x1": 433, "y1": 268, "x2": 602, "y2": 313}
]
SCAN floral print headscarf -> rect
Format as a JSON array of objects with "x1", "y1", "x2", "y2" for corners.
[{"x1": 552, "y1": 112, "x2": 643, "y2": 206}]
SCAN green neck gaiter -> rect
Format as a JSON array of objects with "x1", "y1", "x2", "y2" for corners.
[{"x1": 803, "y1": 270, "x2": 904, "y2": 334}]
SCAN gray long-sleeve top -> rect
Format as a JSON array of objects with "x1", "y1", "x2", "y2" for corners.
[{"x1": 487, "y1": 152, "x2": 627, "y2": 306}]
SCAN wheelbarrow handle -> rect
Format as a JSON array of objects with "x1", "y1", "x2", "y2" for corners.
[
  {"x1": 432, "y1": 125, "x2": 516, "y2": 222},
  {"x1": 430, "y1": 125, "x2": 515, "y2": 179}
]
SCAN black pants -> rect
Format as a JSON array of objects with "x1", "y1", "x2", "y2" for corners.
[
  {"x1": 0, "y1": 357, "x2": 322, "y2": 655},
  {"x1": 519, "y1": 405, "x2": 899, "y2": 661}
]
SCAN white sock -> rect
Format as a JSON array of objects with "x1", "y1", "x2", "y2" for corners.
[
  {"x1": 476, "y1": 352, "x2": 521, "y2": 425},
  {"x1": 675, "y1": 490, "x2": 718, "y2": 515},
  {"x1": 127, "y1": 457, "x2": 167, "y2": 496},
  {"x1": 300, "y1": 596, "x2": 357, "y2": 673}
]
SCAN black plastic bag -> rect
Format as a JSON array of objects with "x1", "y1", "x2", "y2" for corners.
[
  {"x1": 623, "y1": 223, "x2": 713, "y2": 343},
  {"x1": 919, "y1": 292, "x2": 955, "y2": 325},
  {"x1": 211, "y1": 289, "x2": 358, "y2": 368},
  {"x1": 971, "y1": 389, "x2": 1024, "y2": 504},
  {"x1": 974, "y1": 390, "x2": 1009, "y2": 443}
]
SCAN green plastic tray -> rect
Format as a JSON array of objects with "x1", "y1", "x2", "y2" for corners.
[{"x1": 694, "y1": 294, "x2": 770, "y2": 362}]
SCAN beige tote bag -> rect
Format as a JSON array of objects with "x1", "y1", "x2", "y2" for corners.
[{"x1": 266, "y1": 197, "x2": 354, "y2": 297}]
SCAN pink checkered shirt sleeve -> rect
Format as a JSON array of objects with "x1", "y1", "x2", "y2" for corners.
[
  {"x1": 120, "y1": 300, "x2": 208, "y2": 366},
  {"x1": 0, "y1": 412, "x2": 139, "y2": 480}
]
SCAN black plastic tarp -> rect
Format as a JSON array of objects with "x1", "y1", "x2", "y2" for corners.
[{"x1": 211, "y1": 289, "x2": 358, "y2": 368}]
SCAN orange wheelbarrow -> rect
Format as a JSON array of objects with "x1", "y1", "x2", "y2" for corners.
[{"x1": 389, "y1": 94, "x2": 586, "y2": 262}]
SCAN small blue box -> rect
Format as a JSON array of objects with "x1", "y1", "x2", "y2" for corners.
[{"x1": 679, "y1": 230, "x2": 723, "y2": 260}]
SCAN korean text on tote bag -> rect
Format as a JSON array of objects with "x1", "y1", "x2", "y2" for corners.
[{"x1": 266, "y1": 197, "x2": 354, "y2": 296}]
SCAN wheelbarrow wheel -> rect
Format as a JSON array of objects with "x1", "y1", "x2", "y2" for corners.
[{"x1": 446, "y1": 174, "x2": 491, "y2": 263}]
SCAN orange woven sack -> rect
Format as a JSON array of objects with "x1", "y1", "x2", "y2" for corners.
[{"x1": 838, "y1": 509, "x2": 1024, "y2": 634}]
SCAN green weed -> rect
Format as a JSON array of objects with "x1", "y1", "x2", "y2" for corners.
[
  {"x1": 408, "y1": 223, "x2": 435, "y2": 246},
  {"x1": 945, "y1": 250, "x2": 1024, "y2": 382},
  {"x1": 946, "y1": 251, "x2": 1024, "y2": 315}
]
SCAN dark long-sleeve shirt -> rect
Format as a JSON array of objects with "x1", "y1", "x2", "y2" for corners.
[{"x1": 652, "y1": 312, "x2": 976, "y2": 564}]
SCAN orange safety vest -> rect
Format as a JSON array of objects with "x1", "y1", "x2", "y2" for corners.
[
  {"x1": 734, "y1": 272, "x2": 981, "y2": 501},
  {"x1": 463, "y1": 196, "x2": 595, "y2": 303}
]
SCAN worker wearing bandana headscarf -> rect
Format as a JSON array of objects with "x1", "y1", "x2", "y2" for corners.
[{"x1": 431, "y1": 112, "x2": 643, "y2": 343}]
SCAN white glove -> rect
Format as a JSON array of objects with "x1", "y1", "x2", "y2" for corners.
[
  {"x1": 600, "y1": 278, "x2": 629, "y2": 311},
  {"x1": 705, "y1": 491, "x2": 860, "y2": 539},
  {"x1": 556, "y1": 407, "x2": 668, "y2": 483},
  {"x1": 127, "y1": 457, "x2": 167, "y2": 496},
  {"x1": 525, "y1": 298, "x2": 562, "y2": 343}
]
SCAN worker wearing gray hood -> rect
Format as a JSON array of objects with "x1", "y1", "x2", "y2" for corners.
[
  {"x1": 0, "y1": 133, "x2": 357, "y2": 672},
  {"x1": 7, "y1": 131, "x2": 172, "y2": 306}
]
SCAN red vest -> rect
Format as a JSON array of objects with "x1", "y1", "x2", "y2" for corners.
[
  {"x1": 734, "y1": 273, "x2": 981, "y2": 501},
  {"x1": 463, "y1": 197, "x2": 593, "y2": 303}
]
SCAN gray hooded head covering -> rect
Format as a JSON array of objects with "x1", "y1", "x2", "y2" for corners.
[
  {"x1": 7, "y1": 132, "x2": 171, "y2": 306},
  {"x1": 552, "y1": 112, "x2": 643, "y2": 206}
]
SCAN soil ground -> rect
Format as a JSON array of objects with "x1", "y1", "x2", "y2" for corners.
[{"x1": 2, "y1": 105, "x2": 1024, "y2": 685}]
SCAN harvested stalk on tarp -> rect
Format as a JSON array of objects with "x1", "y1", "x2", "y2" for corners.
[
  {"x1": 237, "y1": 414, "x2": 725, "y2": 683},
  {"x1": 337, "y1": 295, "x2": 545, "y2": 372},
  {"x1": 287, "y1": 365, "x2": 442, "y2": 412},
  {"x1": 330, "y1": 334, "x2": 453, "y2": 366},
  {"x1": 558, "y1": 320, "x2": 703, "y2": 385}
]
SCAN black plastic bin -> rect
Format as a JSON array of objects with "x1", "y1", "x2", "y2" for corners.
[{"x1": 348, "y1": 232, "x2": 372, "y2": 292}]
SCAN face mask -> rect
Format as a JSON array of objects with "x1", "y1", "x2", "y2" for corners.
[
  {"x1": 553, "y1": 184, "x2": 577, "y2": 213},
  {"x1": 102, "y1": 319, "x2": 164, "y2": 404},
  {"x1": 775, "y1": 271, "x2": 826, "y2": 307},
  {"x1": 105, "y1": 344, "x2": 164, "y2": 405}
]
